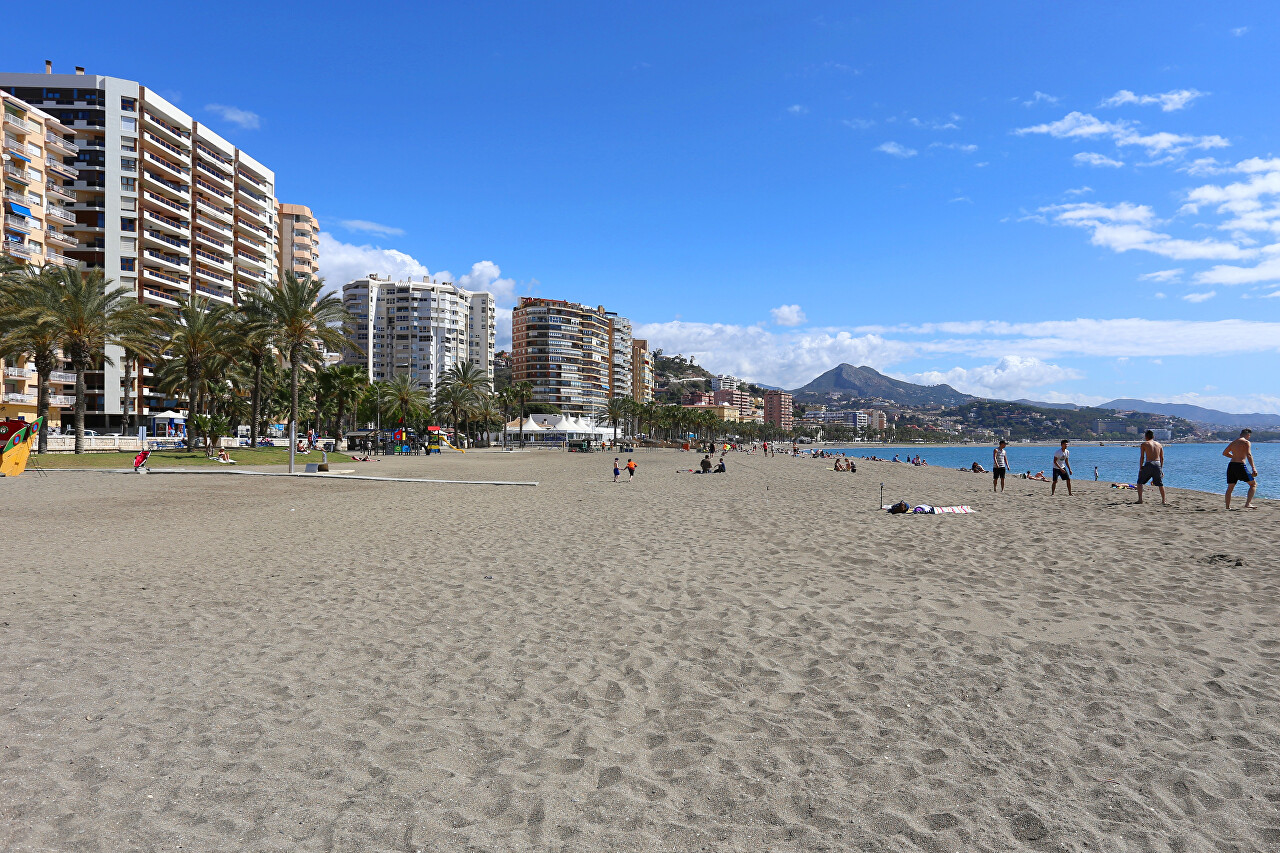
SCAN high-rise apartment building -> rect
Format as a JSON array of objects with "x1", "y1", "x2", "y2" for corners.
[
  {"x1": 605, "y1": 312, "x2": 633, "y2": 401},
  {"x1": 0, "y1": 64, "x2": 281, "y2": 429},
  {"x1": 2, "y1": 90, "x2": 80, "y2": 425},
  {"x1": 710, "y1": 374, "x2": 738, "y2": 391},
  {"x1": 342, "y1": 274, "x2": 495, "y2": 391},
  {"x1": 764, "y1": 389, "x2": 793, "y2": 430},
  {"x1": 712, "y1": 388, "x2": 753, "y2": 418},
  {"x1": 277, "y1": 202, "x2": 318, "y2": 279},
  {"x1": 512, "y1": 297, "x2": 622, "y2": 418},
  {"x1": 630, "y1": 338, "x2": 653, "y2": 403}
]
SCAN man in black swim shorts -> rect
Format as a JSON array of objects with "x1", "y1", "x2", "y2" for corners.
[{"x1": 1223, "y1": 428, "x2": 1258, "y2": 509}]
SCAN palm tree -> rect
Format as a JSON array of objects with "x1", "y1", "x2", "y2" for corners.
[
  {"x1": 231, "y1": 288, "x2": 276, "y2": 449},
  {"x1": 377, "y1": 373, "x2": 431, "y2": 428},
  {"x1": 258, "y1": 273, "x2": 348, "y2": 472},
  {"x1": 434, "y1": 382, "x2": 476, "y2": 446},
  {"x1": 606, "y1": 396, "x2": 629, "y2": 446},
  {"x1": 29, "y1": 267, "x2": 157, "y2": 453},
  {"x1": 494, "y1": 387, "x2": 517, "y2": 449},
  {"x1": 512, "y1": 380, "x2": 534, "y2": 448},
  {"x1": 471, "y1": 394, "x2": 503, "y2": 447},
  {"x1": 324, "y1": 364, "x2": 367, "y2": 442},
  {"x1": 440, "y1": 361, "x2": 491, "y2": 445},
  {"x1": 0, "y1": 265, "x2": 62, "y2": 453},
  {"x1": 154, "y1": 296, "x2": 235, "y2": 451}
]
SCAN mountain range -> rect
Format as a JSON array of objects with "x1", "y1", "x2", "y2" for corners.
[
  {"x1": 790, "y1": 364, "x2": 975, "y2": 407},
  {"x1": 789, "y1": 365, "x2": 1279, "y2": 427}
]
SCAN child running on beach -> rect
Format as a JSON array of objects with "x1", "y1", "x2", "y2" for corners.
[
  {"x1": 613, "y1": 457, "x2": 621, "y2": 483},
  {"x1": 626, "y1": 458, "x2": 637, "y2": 481}
]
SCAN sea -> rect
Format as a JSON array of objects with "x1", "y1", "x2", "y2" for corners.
[{"x1": 828, "y1": 442, "x2": 1278, "y2": 500}]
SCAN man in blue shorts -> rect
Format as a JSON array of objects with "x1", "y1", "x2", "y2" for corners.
[
  {"x1": 1137, "y1": 430, "x2": 1166, "y2": 506},
  {"x1": 1223, "y1": 428, "x2": 1258, "y2": 510}
]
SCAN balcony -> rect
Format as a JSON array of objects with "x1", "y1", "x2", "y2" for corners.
[
  {"x1": 45, "y1": 205, "x2": 75, "y2": 224},
  {"x1": 193, "y1": 228, "x2": 227, "y2": 250},
  {"x1": 235, "y1": 265, "x2": 265, "y2": 282},
  {"x1": 145, "y1": 190, "x2": 188, "y2": 215},
  {"x1": 195, "y1": 211, "x2": 233, "y2": 235},
  {"x1": 4, "y1": 187, "x2": 28, "y2": 205},
  {"x1": 2, "y1": 392, "x2": 36, "y2": 405},
  {"x1": 45, "y1": 182, "x2": 77, "y2": 202},
  {"x1": 194, "y1": 248, "x2": 232, "y2": 272},
  {"x1": 236, "y1": 250, "x2": 267, "y2": 270},
  {"x1": 45, "y1": 133, "x2": 78, "y2": 155},
  {"x1": 144, "y1": 171, "x2": 190, "y2": 198},
  {"x1": 2, "y1": 242, "x2": 32, "y2": 259},
  {"x1": 143, "y1": 208, "x2": 190, "y2": 236},
  {"x1": 195, "y1": 262, "x2": 231, "y2": 284},
  {"x1": 45, "y1": 228, "x2": 78, "y2": 248},
  {"x1": 49, "y1": 394, "x2": 76, "y2": 406},
  {"x1": 195, "y1": 142, "x2": 232, "y2": 168},
  {"x1": 196, "y1": 196, "x2": 233, "y2": 223},
  {"x1": 142, "y1": 287, "x2": 182, "y2": 306},
  {"x1": 195, "y1": 161, "x2": 233, "y2": 189},
  {"x1": 144, "y1": 248, "x2": 189, "y2": 271},
  {"x1": 143, "y1": 111, "x2": 190, "y2": 144},
  {"x1": 237, "y1": 169, "x2": 266, "y2": 190},
  {"x1": 4, "y1": 133, "x2": 24, "y2": 154},
  {"x1": 4, "y1": 366, "x2": 34, "y2": 379},
  {"x1": 5, "y1": 215, "x2": 32, "y2": 233},
  {"x1": 143, "y1": 131, "x2": 189, "y2": 160},
  {"x1": 50, "y1": 370, "x2": 76, "y2": 383},
  {"x1": 46, "y1": 252, "x2": 78, "y2": 267},
  {"x1": 45, "y1": 157, "x2": 78, "y2": 180},
  {"x1": 144, "y1": 150, "x2": 189, "y2": 182},
  {"x1": 194, "y1": 282, "x2": 234, "y2": 304},
  {"x1": 3, "y1": 113, "x2": 35, "y2": 134},
  {"x1": 235, "y1": 217, "x2": 271, "y2": 240},
  {"x1": 142, "y1": 228, "x2": 188, "y2": 251},
  {"x1": 4, "y1": 163, "x2": 31, "y2": 184},
  {"x1": 194, "y1": 176, "x2": 230, "y2": 200},
  {"x1": 236, "y1": 201, "x2": 268, "y2": 225}
]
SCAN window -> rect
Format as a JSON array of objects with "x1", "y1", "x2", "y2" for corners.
[
  {"x1": 120, "y1": 137, "x2": 136, "y2": 152},
  {"x1": 120, "y1": 97, "x2": 136, "y2": 112},
  {"x1": 120, "y1": 177, "x2": 135, "y2": 191},
  {"x1": 121, "y1": 217, "x2": 136, "y2": 232},
  {"x1": 121, "y1": 157, "x2": 136, "y2": 172},
  {"x1": 120, "y1": 257, "x2": 135, "y2": 271},
  {"x1": 121, "y1": 237, "x2": 136, "y2": 250},
  {"x1": 121, "y1": 117, "x2": 136, "y2": 132},
  {"x1": 120, "y1": 197, "x2": 136, "y2": 211}
]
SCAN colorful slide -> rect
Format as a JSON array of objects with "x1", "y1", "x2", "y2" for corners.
[{"x1": 0, "y1": 417, "x2": 43, "y2": 478}]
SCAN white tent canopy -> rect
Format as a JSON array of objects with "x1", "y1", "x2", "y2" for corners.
[
  {"x1": 151, "y1": 410, "x2": 186, "y2": 421},
  {"x1": 504, "y1": 416, "x2": 545, "y2": 433}
]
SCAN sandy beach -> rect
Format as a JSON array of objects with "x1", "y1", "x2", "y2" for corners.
[{"x1": 2, "y1": 449, "x2": 1278, "y2": 852}]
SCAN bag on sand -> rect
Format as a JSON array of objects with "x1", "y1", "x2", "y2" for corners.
[{"x1": 888, "y1": 501, "x2": 910, "y2": 514}]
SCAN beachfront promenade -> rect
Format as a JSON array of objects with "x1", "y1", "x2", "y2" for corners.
[{"x1": 2, "y1": 450, "x2": 1277, "y2": 851}]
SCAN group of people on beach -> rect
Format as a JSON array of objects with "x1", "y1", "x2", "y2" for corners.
[{"x1": 988, "y1": 429, "x2": 1258, "y2": 509}]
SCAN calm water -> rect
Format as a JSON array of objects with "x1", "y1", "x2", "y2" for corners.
[{"x1": 829, "y1": 442, "x2": 1278, "y2": 499}]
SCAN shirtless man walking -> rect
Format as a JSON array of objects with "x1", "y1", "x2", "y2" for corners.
[
  {"x1": 1223, "y1": 428, "x2": 1258, "y2": 509},
  {"x1": 1137, "y1": 430, "x2": 1166, "y2": 506}
]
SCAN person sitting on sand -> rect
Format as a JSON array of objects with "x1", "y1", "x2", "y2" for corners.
[
  {"x1": 699, "y1": 454, "x2": 713, "y2": 473},
  {"x1": 713, "y1": 458, "x2": 727, "y2": 474}
]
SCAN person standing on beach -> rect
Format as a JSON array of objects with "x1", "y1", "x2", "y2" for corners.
[
  {"x1": 613, "y1": 457, "x2": 621, "y2": 483},
  {"x1": 1051, "y1": 439, "x2": 1073, "y2": 496},
  {"x1": 1137, "y1": 430, "x2": 1167, "y2": 506},
  {"x1": 992, "y1": 440, "x2": 1009, "y2": 493},
  {"x1": 1223, "y1": 428, "x2": 1258, "y2": 509},
  {"x1": 626, "y1": 458, "x2": 637, "y2": 481},
  {"x1": 1094, "y1": 466, "x2": 1099, "y2": 481}
]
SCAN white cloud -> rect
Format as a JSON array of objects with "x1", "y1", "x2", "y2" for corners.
[
  {"x1": 903, "y1": 356, "x2": 1082, "y2": 398},
  {"x1": 931, "y1": 142, "x2": 978, "y2": 153},
  {"x1": 1196, "y1": 255, "x2": 1280, "y2": 285},
  {"x1": 453, "y1": 260, "x2": 518, "y2": 305},
  {"x1": 1182, "y1": 291, "x2": 1216, "y2": 303},
  {"x1": 842, "y1": 118, "x2": 876, "y2": 130},
  {"x1": 876, "y1": 141, "x2": 917, "y2": 158},
  {"x1": 1139, "y1": 268, "x2": 1183, "y2": 282},
  {"x1": 1231, "y1": 26, "x2": 1249, "y2": 36},
  {"x1": 1100, "y1": 88, "x2": 1206, "y2": 111},
  {"x1": 1042, "y1": 201, "x2": 1256, "y2": 260},
  {"x1": 1017, "y1": 110, "x2": 1229, "y2": 155},
  {"x1": 909, "y1": 115, "x2": 960, "y2": 130},
  {"x1": 340, "y1": 219, "x2": 406, "y2": 237},
  {"x1": 1074, "y1": 152, "x2": 1125, "y2": 168},
  {"x1": 1023, "y1": 91, "x2": 1059, "y2": 107},
  {"x1": 1181, "y1": 157, "x2": 1230, "y2": 176},
  {"x1": 770, "y1": 304, "x2": 807, "y2": 326},
  {"x1": 786, "y1": 104, "x2": 809, "y2": 115},
  {"x1": 317, "y1": 233, "x2": 431, "y2": 288},
  {"x1": 1064, "y1": 186, "x2": 1094, "y2": 196},
  {"x1": 204, "y1": 103, "x2": 260, "y2": 130}
]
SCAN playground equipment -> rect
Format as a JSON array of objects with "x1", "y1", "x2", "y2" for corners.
[{"x1": 0, "y1": 417, "x2": 43, "y2": 478}]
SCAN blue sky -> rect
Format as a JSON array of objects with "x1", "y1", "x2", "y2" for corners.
[{"x1": 20, "y1": 2, "x2": 1280, "y2": 411}]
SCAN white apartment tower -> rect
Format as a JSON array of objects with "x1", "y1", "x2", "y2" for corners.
[
  {"x1": 0, "y1": 64, "x2": 281, "y2": 429},
  {"x1": 342, "y1": 274, "x2": 496, "y2": 391},
  {"x1": 606, "y1": 312, "x2": 633, "y2": 401}
]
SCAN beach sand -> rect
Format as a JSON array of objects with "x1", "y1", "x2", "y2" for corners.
[{"x1": 2, "y1": 449, "x2": 1277, "y2": 851}]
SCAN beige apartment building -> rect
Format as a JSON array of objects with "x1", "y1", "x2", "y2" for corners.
[
  {"x1": 277, "y1": 202, "x2": 318, "y2": 279},
  {"x1": 512, "y1": 297, "x2": 617, "y2": 418},
  {"x1": 630, "y1": 338, "x2": 653, "y2": 403},
  {"x1": 2, "y1": 89, "x2": 81, "y2": 425},
  {"x1": 0, "y1": 64, "x2": 283, "y2": 430},
  {"x1": 764, "y1": 389, "x2": 793, "y2": 430}
]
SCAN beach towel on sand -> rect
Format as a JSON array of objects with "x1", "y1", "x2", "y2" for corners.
[{"x1": 883, "y1": 503, "x2": 975, "y2": 514}]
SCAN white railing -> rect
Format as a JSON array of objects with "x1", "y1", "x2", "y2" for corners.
[
  {"x1": 4, "y1": 113, "x2": 36, "y2": 133},
  {"x1": 49, "y1": 369, "x2": 75, "y2": 384},
  {"x1": 5, "y1": 215, "x2": 31, "y2": 230},
  {"x1": 2, "y1": 392, "x2": 36, "y2": 404},
  {"x1": 45, "y1": 205, "x2": 75, "y2": 223},
  {"x1": 3, "y1": 163, "x2": 30, "y2": 181},
  {"x1": 49, "y1": 394, "x2": 76, "y2": 405},
  {"x1": 46, "y1": 252, "x2": 79, "y2": 267},
  {"x1": 42, "y1": 436, "x2": 146, "y2": 452},
  {"x1": 4, "y1": 366, "x2": 34, "y2": 379},
  {"x1": 46, "y1": 132, "x2": 79, "y2": 154}
]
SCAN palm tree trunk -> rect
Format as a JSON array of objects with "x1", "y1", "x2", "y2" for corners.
[
  {"x1": 35, "y1": 359, "x2": 51, "y2": 455},
  {"x1": 289, "y1": 345, "x2": 300, "y2": 454},
  {"x1": 250, "y1": 359, "x2": 262, "y2": 449},
  {"x1": 122, "y1": 356, "x2": 133, "y2": 435},
  {"x1": 73, "y1": 368, "x2": 86, "y2": 454}
]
